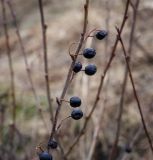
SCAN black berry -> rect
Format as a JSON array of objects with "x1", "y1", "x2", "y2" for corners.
[
  {"x1": 71, "y1": 108, "x2": 83, "y2": 120},
  {"x1": 39, "y1": 152, "x2": 52, "y2": 160},
  {"x1": 95, "y1": 30, "x2": 108, "y2": 40},
  {"x1": 70, "y1": 97, "x2": 81, "y2": 107},
  {"x1": 125, "y1": 144, "x2": 132, "y2": 153},
  {"x1": 73, "y1": 62, "x2": 82, "y2": 73},
  {"x1": 85, "y1": 64, "x2": 97, "y2": 76},
  {"x1": 83, "y1": 48, "x2": 96, "y2": 59},
  {"x1": 48, "y1": 140, "x2": 58, "y2": 149}
]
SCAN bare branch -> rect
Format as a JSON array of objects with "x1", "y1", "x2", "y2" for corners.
[
  {"x1": 109, "y1": 0, "x2": 140, "y2": 159},
  {"x1": 7, "y1": 0, "x2": 49, "y2": 131},
  {"x1": 48, "y1": 0, "x2": 90, "y2": 147},
  {"x1": 65, "y1": 0, "x2": 130, "y2": 156},
  {"x1": 117, "y1": 28, "x2": 153, "y2": 154},
  {"x1": 38, "y1": 0, "x2": 53, "y2": 122}
]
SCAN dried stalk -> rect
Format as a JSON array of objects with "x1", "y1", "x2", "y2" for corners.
[
  {"x1": 7, "y1": 0, "x2": 48, "y2": 130},
  {"x1": 117, "y1": 28, "x2": 153, "y2": 154},
  {"x1": 38, "y1": 0, "x2": 53, "y2": 121},
  {"x1": 1, "y1": 0, "x2": 16, "y2": 142},
  {"x1": 87, "y1": 1, "x2": 111, "y2": 159},
  {"x1": 108, "y1": 1, "x2": 139, "y2": 159},
  {"x1": 48, "y1": 0, "x2": 90, "y2": 145},
  {"x1": 65, "y1": 0, "x2": 130, "y2": 156}
]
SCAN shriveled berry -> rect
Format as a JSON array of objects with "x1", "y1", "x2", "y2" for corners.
[
  {"x1": 96, "y1": 30, "x2": 108, "y2": 40},
  {"x1": 71, "y1": 108, "x2": 83, "y2": 120},
  {"x1": 48, "y1": 140, "x2": 58, "y2": 149},
  {"x1": 85, "y1": 64, "x2": 97, "y2": 76},
  {"x1": 70, "y1": 97, "x2": 81, "y2": 107},
  {"x1": 125, "y1": 144, "x2": 132, "y2": 153},
  {"x1": 73, "y1": 62, "x2": 82, "y2": 73},
  {"x1": 83, "y1": 48, "x2": 96, "y2": 59},
  {"x1": 39, "y1": 152, "x2": 52, "y2": 160}
]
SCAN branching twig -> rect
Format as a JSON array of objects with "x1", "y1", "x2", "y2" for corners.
[
  {"x1": 108, "y1": 1, "x2": 139, "y2": 159},
  {"x1": 7, "y1": 0, "x2": 48, "y2": 131},
  {"x1": 117, "y1": 28, "x2": 153, "y2": 154},
  {"x1": 65, "y1": 1, "x2": 130, "y2": 157},
  {"x1": 48, "y1": 0, "x2": 90, "y2": 146}
]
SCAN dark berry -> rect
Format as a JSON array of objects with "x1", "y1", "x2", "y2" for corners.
[
  {"x1": 95, "y1": 30, "x2": 108, "y2": 40},
  {"x1": 125, "y1": 144, "x2": 132, "y2": 153},
  {"x1": 48, "y1": 140, "x2": 58, "y2": 149},
  {"x1": 71, "y1": 108, "x2": 83, "y2": 120},
  {"x1": 73, "y1": 62, "x2": 82, "y2": 73},
  {"x1": 85, "y1": 64, "x2": 97, "y2": 76},
  {"x1": 83, "y1": 48, "x2": 96, "y2": 59},
  {"x1": 39, "y1": 152, "x2": 52, "y2": 160},
  {"x1": 70, "y1": 97, "x2": 81, "y2": 107}
]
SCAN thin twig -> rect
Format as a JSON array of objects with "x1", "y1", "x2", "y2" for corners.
[
  {"x1": 87, "y1": 94, "x2": 108, "y2": 160},
  {"x1": 1, "y1": 0, "x2": 16, "y2": 123},
  {"x1": 121, "y1": 104, "x2": 153, "y2": 160},
  {"x1": 108, "y1": 1, "x2": 140, "y2": 159},
  {"x1": 117, "y1": 28, "x2": 153, "y2": 154},
  {"x1": 65, "y1": 0, "x2": 130, "y2": 155},
  {"x1": 1, "y1": 0, "x2": 16, "y2": 142},
  {"x1": 48, "y1": 0, "x2": 89, "y2": 146},
  {"x1": 87, "y1": 2, "x2": 111, "y2": 159},
  {"x1": 38, "y1": 0, "x2": 53, "y2": 122},
  {"x1": 7, "y1": 0, "x2": 48, "y2": 131}
]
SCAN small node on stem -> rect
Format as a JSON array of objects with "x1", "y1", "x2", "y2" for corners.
[
  {"x1": 36, "y1": 145, "x2": 44, "y2": 153},
  {"x1": 126, "y1": 55, "x2": 130, "y2": 61},
  {"x1": 44, "y1": 24, "x2": 47, "y2": 30},
  {"x1": 68, "y1": 42, "x2": 80, "y2": 61},
  {"x1": 56, "y1": 97, "x2": 61, "y2": 105},
  {"x1": 60, "y1": 99, "x2": 70, "y2": 103}
]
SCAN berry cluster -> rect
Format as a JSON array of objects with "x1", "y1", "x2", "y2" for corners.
[
  {"x1": 38, "y1": 30, "x2": 107, "y2": 160},
  {"x1": 73, "y1": 30, "x2": 108, "y2": 76},
  {"x1": 70, "y1": 30, "x2": 107, "y2": 121}
]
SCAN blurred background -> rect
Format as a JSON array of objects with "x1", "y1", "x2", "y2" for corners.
[{"x1": 0, "y1": 0, "x2": 153, "y2": 159}]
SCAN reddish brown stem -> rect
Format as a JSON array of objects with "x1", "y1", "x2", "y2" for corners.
[
  {"x1": 1, "y1": 0, "x2": 16, "y2": 139},
  {"x1": 108, "y1": 1, "x2": 140, "y2": 159},
  {"x1": 7, "y1": 0, "x2": 49, "y2": 131},
  {"x1": 117, "y1": 28, "x2": 153, "y2": 154},
  {"x1": 65, "y1": 0, "x2": 130, "y2": 157},
  {"x1": 38, "y1": 0, "x2": 53, "y2": 122},
  {"x1": 48, "y1": 0, "x2": 89, "y2": 146}
]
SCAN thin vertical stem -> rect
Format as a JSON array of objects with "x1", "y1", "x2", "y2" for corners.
[
  {"x1": 7, "y1": 0, "x2": 49, "y2": 131},
  {"x1": 108, "y1": 1, "x2": 140, "y2": 159},
  {"x1": 117, "y1": 29, "x2": 153, "y2": 154},
  {"x1": 1, "y1": 0, "x2": 16, "y2": 130},
  {"x1": 38, "y1": 0, "x2": 53, "y2": 122},
  {"x1": 48, "y1": 0, "x2": 89, "y2": 146}
]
